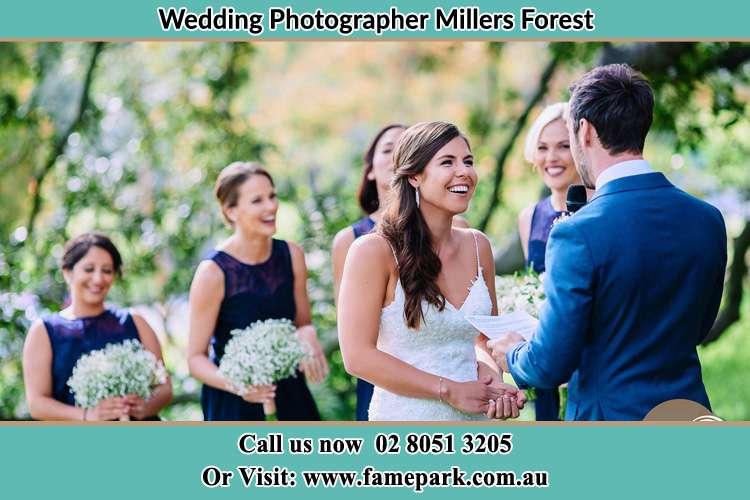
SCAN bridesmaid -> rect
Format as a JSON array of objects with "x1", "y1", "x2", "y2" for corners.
[
  {"x1": 188, "y1": 162, "x2": 328, "y2": 421},
  {"x1": 23, "y1": 233, "x2": 173, "y2": 421},
  {"x1": 517, "y1": 102, "x2": 583, "y2": 421},
  {"x1": 332, "y1": 124, "x2": 405, "y2": 421},
  {"x1": 332, "y1": 124, "x2": 472, "y2": 420}
]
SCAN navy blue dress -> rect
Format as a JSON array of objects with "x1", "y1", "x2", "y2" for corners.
[
  {"x1": 351, "y1": 216, "x2": 376, "y2": 421},
  {"x1": 201, "y1": 239, "x2": 320, "y2": 421},
  {"x1": 526, "y1": 196, "x2": 564, "y2": 421},
  {"x1": 43, "y1": 308, "x2": 159, "y2": 420}
]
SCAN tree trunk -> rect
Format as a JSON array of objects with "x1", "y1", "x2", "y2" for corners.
[
  {"x1": 702, "y1": 219, "x2": 750, "y2": 345},
  {"x1": 477, "y1": 52, "x2": 560, "y2": 232},
  {"x1": 25, "y1": 42, "x2": 105, "y2": 243}
]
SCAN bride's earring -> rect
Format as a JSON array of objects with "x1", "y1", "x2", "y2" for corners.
[{"x1": 415, "y1": 188, "x2": 420, "y2": 208}]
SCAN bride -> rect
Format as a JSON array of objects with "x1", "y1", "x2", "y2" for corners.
[{"x1": 338, "y1": 121, "x2": 525, "y2": 421}]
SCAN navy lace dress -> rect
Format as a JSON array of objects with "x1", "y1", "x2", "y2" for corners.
[
  {"x1": 43, "y1": 308, "x2": 159, "y2": 420},
  {"x1": 350, "y1": 216, "x2": 376, "y2": 421},
  {"x1": 526, "y1": 196, "x2": 564, "y2": 421},
  {"x1": 201, "y1": 239, "x2": 320, "y2": 421}
]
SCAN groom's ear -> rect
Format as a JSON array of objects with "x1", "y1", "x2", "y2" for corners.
[{"x1": 579, "y1": 118, "x2": 594, "y2": 146}]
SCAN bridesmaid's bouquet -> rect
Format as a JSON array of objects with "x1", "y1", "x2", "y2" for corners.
[
  {"x1": 495, "y1": 271, "x2": 546, "y2": 318},
  {"x1": 67, "y1": 339, "x2": 167, "y2": 420},
  {"x1": 218, "y1": 318, "x2": 306, "y2": 416}
]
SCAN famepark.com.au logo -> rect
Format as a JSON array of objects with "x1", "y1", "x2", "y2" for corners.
[{"x1": 644, "y1": 399, "x2": 724, "y2": 422}]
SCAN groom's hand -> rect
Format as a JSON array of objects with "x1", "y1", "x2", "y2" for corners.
[
  {"x1": 487, "y1": 332, "x2": 525, "y2": 372},
  {"x1": 476, "y1": 361, "x2": 501, "y2": 386}
]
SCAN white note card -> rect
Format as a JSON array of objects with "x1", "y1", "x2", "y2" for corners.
[{"x1": 465, "y1": 311, "x2": 538, "y2": 340}]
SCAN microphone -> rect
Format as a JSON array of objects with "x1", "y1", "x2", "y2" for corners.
[{"x1": 566, "y1": 184, "x2": 587, "y2": 214}]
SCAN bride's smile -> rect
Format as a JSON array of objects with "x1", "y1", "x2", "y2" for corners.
[{"x1": 409, "y1": 135, "x2": 477, "y2": 216}]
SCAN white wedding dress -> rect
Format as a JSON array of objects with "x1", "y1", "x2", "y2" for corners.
[{"x1": 368, "y1": 232, "x2": 493, "y2": 421}]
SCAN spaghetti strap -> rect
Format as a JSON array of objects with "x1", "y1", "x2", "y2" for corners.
[
  {"x1": 377, "y1": 234, "x2": 399, "y2": 270},
  {"x1": 471, "y1": 230, "x2": 481, "y2": 275}
]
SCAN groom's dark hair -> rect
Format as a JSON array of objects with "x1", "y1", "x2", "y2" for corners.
[{"x1": 569, "y1": 64, "x2": 653, "y2": 155}]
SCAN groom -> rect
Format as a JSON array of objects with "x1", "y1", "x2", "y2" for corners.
[{"x1": 489, "y1": 64, "x2": 727, "y2": 420}]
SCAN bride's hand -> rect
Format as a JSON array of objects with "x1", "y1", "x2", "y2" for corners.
[
  {"x1": 296, "y1": 325, "x2": 329, "y2": 384},
  {"x1": 486, "y1": 385, "x2": 527, "y2": 420},
  {"x1": 443, "y1": 376, "x2": 518, "y2": 415}
]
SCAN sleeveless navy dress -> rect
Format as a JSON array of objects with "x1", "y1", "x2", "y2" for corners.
[
  {"x1": 526, "y1": 196, "x2": 564, "y2": 421},
  {"x1": 43, "y1": 308, "x2": 159, "y2": 420},
  {"x1": 201, "y1": 239, "x2": 320, "y2": 421},
  {"x1": 350, "y1": 216, "x2": 377, "y2": 421}
]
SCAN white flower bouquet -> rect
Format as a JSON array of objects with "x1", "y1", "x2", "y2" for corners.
[
  {"x1": 67, "y1": 339, "x2": 167, "y2": 420},
  {"x1": 217, "y1": 318, "x2": 306, "y2": 416},
  {"x1": 495, "y1": 271, "x2": 546, "y2": 318}
]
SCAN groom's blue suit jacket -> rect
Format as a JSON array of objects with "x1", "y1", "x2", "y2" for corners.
[{"x1": 507, "y1": 172, "x2": 727, "y2": 420}]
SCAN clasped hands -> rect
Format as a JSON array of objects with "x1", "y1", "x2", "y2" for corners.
[
  {"x1": 480, "y1": 331, "x2": 527, "y2": 420},
  {"x1": 467, "y1": 362, "x2": 526, "y2": 420},
  {"x1": 85, "y1": 394, "x2": 149, "y2": 420}
]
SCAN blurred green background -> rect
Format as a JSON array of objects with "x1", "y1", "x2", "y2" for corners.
[{"x1": 1, "y1": 42, "x2": 749, "y2": 420}]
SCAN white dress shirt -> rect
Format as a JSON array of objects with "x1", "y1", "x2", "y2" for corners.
[{"x1": 595, "y1": 159, "x2": 654, "y2": 191}]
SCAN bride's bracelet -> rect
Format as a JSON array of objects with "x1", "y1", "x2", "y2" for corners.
[{"x1": 438, "y1": 377, "x2": 444, "y2": 402}]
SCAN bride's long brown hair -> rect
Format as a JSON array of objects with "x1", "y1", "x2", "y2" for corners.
[{"x1": 380, "y1": 121, "x2": 470, "y2": 330}]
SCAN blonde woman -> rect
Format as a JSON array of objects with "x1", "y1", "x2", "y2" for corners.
[
  {"x1": 518, "y1": 102, "x2": 584, "y2": 273},
  {"x1": 517, "y1": 103, "x2": 583, "y2": 421}
]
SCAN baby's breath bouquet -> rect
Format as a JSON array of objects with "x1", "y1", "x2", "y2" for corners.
[
  {"x1": 67, "y1": 339, "x2": 167, "y2": 421},
  {"x1": 495, "y1": 271, "x2": 546, "y2": 318},
  {"x1": 218, "y1": 318, "x2": 306, "y2": 416}
]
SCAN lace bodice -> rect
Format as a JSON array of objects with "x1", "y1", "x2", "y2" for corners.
[{"x1": 368, "y1": 232, "x2": 493, "y2": 421}]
